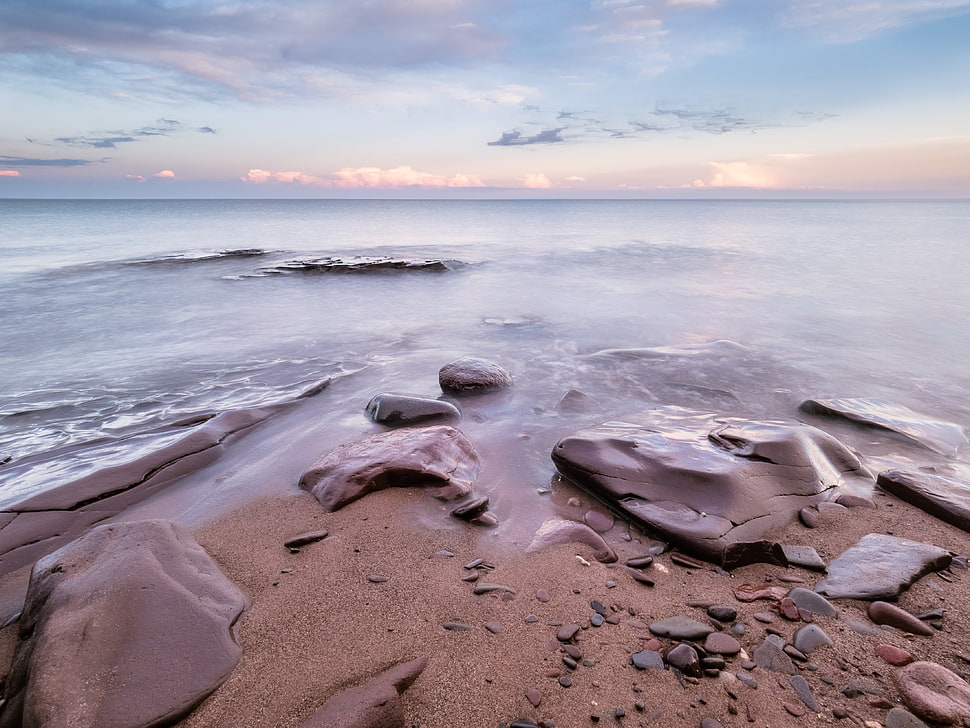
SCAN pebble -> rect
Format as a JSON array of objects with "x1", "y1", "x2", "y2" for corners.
[
  {"x1": 558, "y1": 675, "x2": 572, "y2": 688},
  {"x1": 737, "y1": 673, "x2": 758, "y2": 689},
  {"x1": 884, "y1": 707, "x2": 931, "y2": 728},
  {"x1": 707, "y1": 605, "x2": 737, "y2": 622},
  {"x1": 786, "y1": 587, "x2": 837, "y2": 617},
  {"x1": 590, "y1": 613, "x2": 604, "y2": 627},
  {"x1": 893, "y1": 660, "x2": 970, "y2": 724},
  {"x1": 784, "y1": 703, "x2": 806, "y2": 717},
  {"x1": 283, "y1": 529, "x2": 329, "y2": 548},
  {"x1": 792, "y1": 624, "x2": 833, "y2": 655},
  {"x1": 665, "y1": 644, "x2": 701, "y2": 676},
  {"x1": 631, "y1": 650, "x2": 664, "y2": 670},
  {"x1": 442, "y1": 621, "x2": 474, "y2": 631},
  {"x1": 524, "y1": 614, "x2": 539, "y2": 624},
  {"x1": 473, "y1": 582, "x2": 517, "y2": 596},
  {"x1": 464, "y1": 558, "x2": 484, "y2": 569},
  {"x1": 868, "y1": 602, "x2": 934, "y2": 636},
  {"x1": 525, "y1": 688, "x2": 542, "y2": 707},
  {"x1": 876, "y1": 643, "x2": 915, "y2": 666},
  {"x1": 563, "y1": 644, "x2": 583, "y2": 659},
  {"x1": 670, "y1": 553, "x2": 705, "y2": 569},
  {"x1": 778, "y1": 597, "x2": 801, "y2": 621},
  {"x1": 584, "y1": 509, "x2": 614, "y2": 533},
  {"x1": 753, "y1": 634, "x2": 796, "y2": 674},
  {"x1": 799, "y1": 507, "x2": 819, "y2": 528},
  {"x1": 625, "y1": 555, "x2": 654, "y2": 569},
  {"x1": 485, "y1": 622, "x2": 503, "y2": 634},
  {"x1": 461, "y1": 571, "x2": 480, "y2": 582},
  {"x1": 649, "y1": 616, "x2": 714, "y2": 641},
  {"x1": 367, "y1": 574, "x2": 389, "y2": 583},
  {"x1": 557, "y1": 624, "x2": 581, "y2": 642},
  {"x1": 536, "y1": 589, "x2": 551, "y2": 602},
  {"x1": 753, "y1": 612, "x2": 775, "y2": 623},
  {"x1": 704, "y1": 633, "x2": 741, "y2": 656},
  {"x1": 790, "y1": 674, "x2": 819, "y2": 711}
]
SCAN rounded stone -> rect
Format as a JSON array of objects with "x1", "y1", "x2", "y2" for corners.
[
  {"x1": 894, "y1": 661, "x2": 970, "y2": 724},
  {"x1": 787, "y1": 587, "x2": 837, "y2": 617},
  {"x1": 792, "y1": 624, "x2": 833, "y2": 655},
  {"x1": 868, "y1": 602, "x2": 934, "y2": 636},
  {"x1": 876, "y1": 644, "x2": 915, "y2": 667},
  {"x1": 704, "y1": 632, "x2": 741, "y2": 656},
  {"x1": 631, "y1": 650, "x2": 664, "y2": 670},
  {"x1": 707, "y1": 605, "x2": 737, "y2": 622},
  {"x1": 665, "y1": 644, "x2": 701, "y2": 675},
  {"x1": 439, "y1": 357, "x2": 513, "y2": 395},
  {"x1": 649, "y1": 616, "x2": 714, "y2": 641},
  {"x1": 584, "y1": 509, "x2": 614, "y2": 533}
]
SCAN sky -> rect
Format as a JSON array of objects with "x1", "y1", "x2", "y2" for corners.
[{"x1": 1, "y1": 0, "x2": 969, "y2": 198}]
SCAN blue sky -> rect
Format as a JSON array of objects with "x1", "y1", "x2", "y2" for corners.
[{"x1": 1, "y1": 0, "x2": 968, "y2": 197}]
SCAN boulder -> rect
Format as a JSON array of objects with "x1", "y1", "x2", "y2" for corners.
[
  {"x1": 551, "y1": 407, "x2": 872, "y2": 562},
  {"x1": 299, "y1": 425, "x2": 481, "y2": 512},
  {"x1": 815, "y1": 533, "x2": 951, "y2": 601},
  {"x1": 800, "y1": 397, "x2": 967, "y2": 457},
  {"x1": 297, "y1": 657, "x2": 427, "y2": 728},
  {"x1": 893, "y1": 661, "x2": 970, "y2": 725},
  {"x1": 438, "y1": 357, "x2": 513, "y2": 395},
  {"x1": 364, "y1": 393, "x2": 460, "y2": 427},
  {"x1": 877, "y1": 469, "x2": 970, "y2": 532},
  {"x1": 0, "y1": 520, "x2": 247, "y2": 728}
]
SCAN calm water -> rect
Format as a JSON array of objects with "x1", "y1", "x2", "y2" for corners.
[{"x1": 2, "y1": 199, "x2": 969, "y2": 513}]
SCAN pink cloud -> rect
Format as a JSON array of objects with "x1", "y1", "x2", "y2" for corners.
[
  {"x1": 0, "y1": 170, "x2": 21, "y2": 177},
  {"x1": 241, "y1": 166, "x2": 485, "y2": 189},
  {"x1": 153, "y1": 169, "x2": 176, "y2": 179},
  {"x1": 520, "y1": 173, "x2": 552, "y2": 189}
]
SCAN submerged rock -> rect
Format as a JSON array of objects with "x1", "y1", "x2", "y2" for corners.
[
  {"x1": 815, "y1": 533, "x2": 951, "y2": 601},
  {"x1": 438, "y1": 357, "x2": 513, "y2": 395},
  {"x1": 877, "y1": 469, "x2": 970, "y2": 532},
  {"x1": 299, "y1": 425, "x2": 481, "y2": 512},
  {"x1": 261, "y1": 256, "x2": 461, "y2": 275},
  {"x1": 297, "y1": 657, "x2": 427, "y2": 728},
  {"x1": 365, "y1": 392, "x2": 460, "y2": 427},
  {"x1": 800, "y1": 397, "x2": 967, "y2": 457},
  {"x1": 0, "y1": 520, "x2": 247, "y2": 728},
  {"x1": 551, "y1": 407, "x2": 872, "y2": 563}
]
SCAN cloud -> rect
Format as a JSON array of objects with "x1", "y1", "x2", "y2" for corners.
[
  {"x1": 0, "y1": 170, "x2": 22, "y2": 177},
  {"x1": 241, "y1": 166, "x2": 487, "y2": 189},
  {"x1": 0, "y1": 155, "x2": 94, "y2": 167},
  {"x1": 488, "y1": 128, "x2": 566, "y2": 146},
  {"x1": 198, "y1": 126, "x2": 217, "y2": 134},
  {"x1": 153, "y1": 169, "x2": 176, "y2": 179},
  {"x1": 782, "y1": 0, "x2": 970, "y2": 42},
  {"x1": 45, "y1": 120, "x2": 185, "y2": 149},
  {"x1": 520, "y1": 173, "x2": 552, "y2": 189}
]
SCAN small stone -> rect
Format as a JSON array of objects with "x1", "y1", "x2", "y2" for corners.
[
  {"x1": 367, "y1": 574, "x2": 389, "y2": 583},
  {"x1": 631, "y1": 650, "x2": 664, "y2": 670},
  {"x1": 464, "y1": 558, "x2": 484, "y2": 569},
  {"x1": 787, "y1": 587, "x2": 837, "y2": 617},
  {"x1": 868, "y1": 602, "x2": 934, "y2": 636},
  {"x1": 799, "y1": 507, "x2": 819, "y2": 528},
  {"x1": 670, "y1": 553, "x2": 705, "y2": 569},
  {"x1": 649, "y1": 616, "x2": 713, "y2": 641},
  {"x1": 884, "y1": 707, "x2": 931, "y2": 728},
  {"x1": 461, "y1": 571, "x2": 480, "y2": 582},
  {"x1": 473, "y1": 582, "x2": 517, "y2": 596},
  {"x1": 790, "y1": 674, "x2": 819, "y2": 711},
  {"x1": 563, "y1": 645, "x2": 583, "y2": 660},
  {"x1": 753, "y1": 612, "x2": 774, "y2": 623},
  {"x1": 704, "y1": 633, "x2": 741, "y2": 656},
  {"x1": 526, "y1": 688, "x2": 542, "y2": 707},
  {"x1": 439, "y1": 357, "x2": 513, "y2": 395},
  {"x1": 557, "y1": 624, "x2": 581, "y2": 642},
  {"x1": 707, "y1": 605, "x2": 738, "y2": 622},
  {"x1": 615, "y1": 707, "x2": 625, "y2": 719},
  {"x1": 485, "y1": 622, "x2": 503, "y2": 634},
  {"x1": 590, "y1": 613, "x2": 604, "y2": 627},
  {"x1": 605, "y1": 580, "x2": 617, "y2": 589},
  {"x1": 753, "y1": 634, "x2": 796, "y2": 674},
  {"x1": 876, "y1": 644, "x2": 915, "y2": 666},
  {"x1": 443, "y1": 621, "x2": 474, "y2": 631},
  {"x1": 792, "y1": 624, "x2": 833, "y2": 655},
  {"x1": 558, "y1": 675, "x2": 572, "y2": 688},
  {"x1": 626, "y1": 555, "x2": 654, "y2": 569},
  {"x1": 665, "y1": 644, "x2": 701, "y2": 676},
  {"x1": 283, "y1": 529, "x2": 329, "y2": 548},
  {"x1": 536, "y1": 589, "x2": 551, "y2": 602},
  {"x1": 584, "y1": 509, "x2": 614, "y2": 533},
  {"x1": 524, "y1": 614, "x2": 539, "y2": 624},
  {"x1": 784, "y1": 703, "x2": 806, "y2": 717},
  {"x1": 779, "y1": 597, "x2": 800, "y2": 621}
]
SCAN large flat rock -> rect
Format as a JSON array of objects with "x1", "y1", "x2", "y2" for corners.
[
  {"x1": 299, "y1": 425, "x2": 481, "y2": 512},
  {"x1": 800, "y1": 397, "x2": 967, "y2": 457},
  {"x1": 877, "y1": 468, "x2": 970, "y2": 532},
  {"x1": 551, "y1": 407, "x2": 872, "y2": 563},
  {"x1": 815, "y1": 533, "x2": 951, "y2": 601},
  {"x1": 0, "y1": 520, "x2": 247, "y2": 728}
]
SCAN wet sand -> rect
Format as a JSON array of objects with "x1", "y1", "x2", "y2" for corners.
[{"x1": 158, "y1": 482, "x2": 970, "y2": 728}]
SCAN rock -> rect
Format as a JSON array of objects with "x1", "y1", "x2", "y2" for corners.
[
  {"x1": 526, "y1": 688, "x2": 542, "y2": 707},
  {"x1": 790, "y1": 674, "x2": 819, "y2": 712},
  {"x1": 583, "y1": 509, "x2": 614, "y2": 533},
  {"x1": 649, "y1": 616, "x2": 713, "y2": 641},
  {"x1": 262, "y1": 256, "x2": 459, "y2": 275},
  {"x1": 0, "y1": 397, "x2": 323, "y2": 577},
  {"x1": 557, "y1": 624, "x2": 581, "y2": 642},
  {"x1": 625, "y1": 555, "x2": 654, "y2": 569},
  {"x1": 868, "y1": 602, "x2": 935, "y2": 636},
  {"x1": 364, "y1": 393, "x2": 460, "y2": 427},
  {"x1": 815, "y1": 534, "x2": 951, "y2": 601},
  {"x1": 734, "y1": 583, "x2": 788, "y2": 602},
  {"x1": 876, "y1": 644, "x2": 915, "y2": 666},
  {"x1": 555, "y1": 389, "x2": 601, "y2": 413},
  {"x1": 707, "y1": 605, "x2": 737, "y2": 622},
  {"x1": 0, "y1": 520, "x2": 247, "y2": 728},
  {"x1": 551, "y1": 407, "x2": 871, "y2": 563},
  {"x1": 296, "y1": 657, "x2": 427, "y2": 728},
  {"x1": 631, "y1": 650, "x2": 665, "y2": 670},
  {"x1": 473, "y1": 583, "x2": 517, "y2": 596},
  {"x1": 752, "y1": 634, "x2": 796, "y2": 674},
  {"x1": 284, "y1": 529, "x2": 330, "y2": 548},
  {"x1": 665, "y1": 644, "x2": 701, "y2": 676},
  {"x1": 800, "y1": 397, "x2": 967, "y2": 457},
  {"x1": 721, "y1": 540, "x2": 788, "y2": 570},
  {"x1": 799, "y1": 507, "x2": 819, "y2": 528},
  {"x1": 586, "y1": 340, "x2": 747, "y2": 360},
  {"x1": 451, "y1": 496, "x2": 490, "y2": 522},
  {"x1": 526, "y1": 517, "x2": 617, "y2": 563},
  {"x1": 485, "y1": 622, "x2": 503, "y2": 634},
  {"x1": 781, "y1": 544, "x2": 827, "y2": 571},
  {"x1": 884, "y1": 707, "x2": 931, "y2": 728},
  {"x1": 442, "y1": 622, "x2": 474, "y2": 632},
  {"x1": 704, "y1": 633, "x2": 741, "y2": 656},
  {"x1": 299, "y1": 425, "x2": 480, "y2": 512},
  {"x1": 438, "y1": 357, "x2": 513, "y2": 395},
  {"x1": 786, "y1": 587, "x2": 837, "y2": 617},
  {"x1": 877, "y1": 469, "x2": 970, "y2": 532},
  {"x1": 893, "y1": 661, "x2": 970, "y2": 725},
  {"x1": 792, "y1": 624, "x2": 833, "y2": 655},
  {"x1": 779, "y1": 597, "x2": 800, "y2": 621}
]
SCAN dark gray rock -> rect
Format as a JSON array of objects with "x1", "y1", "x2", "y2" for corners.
[
  {"x1": 665, "y1": 644, "x2": 701, "y2": 676},
  {"x1": 792, "y1": 624, "x2": 833, "y2": 655},
  {"x1": 551, "y1": 407, "x2": 871, "y2": 563},
  {"x1": 0, "y1": 520, "x2": 247, "y2": 728},
  {"x1": 631, "y1": 650, "x2": 664, "y2": 670},
  {"x1": 800, "y1": 397, "x2": 967, "y2": 456},
  {"x1": 365, "y1": 393, "x2": 460, "y2": 427},
  {"x1": 752, "y1": 634, "x2": 796, "y2": 674},
  {"x1": 893, "y1": 661, "x2": 970, "y2": 725},
  {"x1": 438, "y1": 357, "x2": 513, "y2": 395},
  {"x1": 299, "y1": 425, "x2": 480, "y2": 512},
  {"x1": 877, "y1": 469, "x2": 970, "y2": 532},
  {"x1": 815, "y1": 534, "x2": 951, "y2": 601},
  {"x1": 284, "y1": 529, "x2": 330, "y2": 548},
  {"x1": 707, "y1": 605, "x2": 737, "y2": 622},
  {"x1": 526, "y1": 517, "x2": 617, "y2": 563},
  {"x1": 790, "y1": 674, "x2": 819, "y2": 712},
  {"x1": 649, "y1": 616, "x2": 713, "y2": 641},
  {"x1": 263, "y1": 256, "x2": 459, "y2": 275},
  {"x1": 884, "y1": 707, "x2": 931, "y2": 728},
  {"x1": 296, "y1": 657, "x2": 426, "y2": 728}
]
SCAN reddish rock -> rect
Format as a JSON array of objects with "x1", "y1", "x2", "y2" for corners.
[
  {"x1": 868, "y1": 602, "x2": 935, "y2": 636},
  {"x1": 779, "y1": 597, "x2": 800, "y2": 621},
  {"x1": 876, "y1": 644, "x2": 915, "y2": 666},
  {"x1": 704, "y1": 633, "x2": 741, "y2": 656},
  {"x1": 894, "y1": 661, "x2": 970, "y2": 725}
]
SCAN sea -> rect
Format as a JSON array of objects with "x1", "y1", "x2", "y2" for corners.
[{"x1": 2, "y1": 198, "x2": 969, "y2": 524}]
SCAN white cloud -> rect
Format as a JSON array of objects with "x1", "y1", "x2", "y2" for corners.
[
  {"x1": 520, "y1": 172, "x2": 552, "y2": 189},
  {"x1": 241, "y1": 166, "x2": 486, "y2": 188},
  {"x1": 782, "y1": 0, "x2": 970, "y2": 42},
  {"x1": 153, "y1": 169, "x2": 176, "y2": 179}
]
